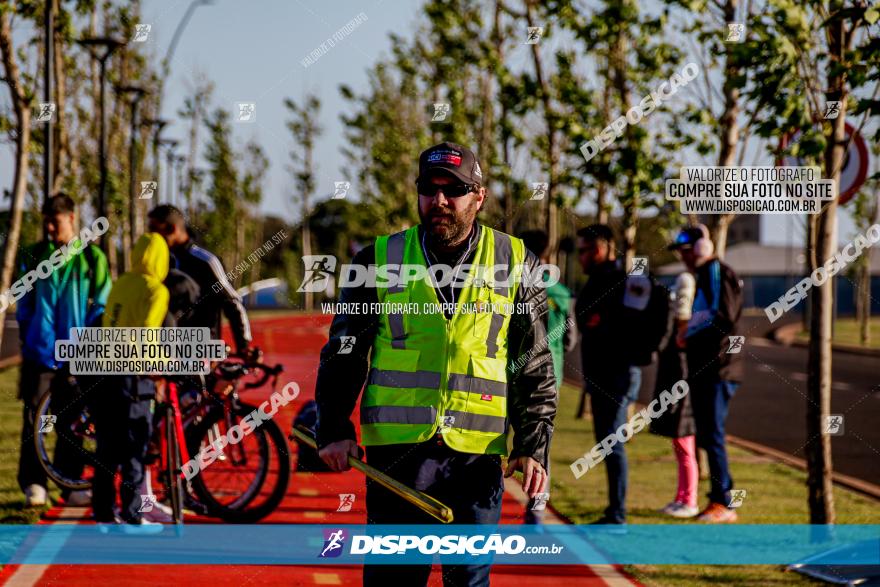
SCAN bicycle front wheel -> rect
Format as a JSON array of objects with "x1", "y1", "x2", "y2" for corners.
[
  {"x1": 186, "y1": 403, "x2": 290, "y2": 522},
  {"x1": 34, "y1": 390, "x2": 94, "y2": 491}
]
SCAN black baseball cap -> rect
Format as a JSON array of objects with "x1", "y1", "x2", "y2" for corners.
[
  {"x1": 668, "y1": 227, "x2": 705, "y2": 250},
  {"x1": 417, "y1": 142, "x2": 484, "y2": 184}
]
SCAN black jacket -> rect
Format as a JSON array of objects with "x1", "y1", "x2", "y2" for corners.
[
  {"x1": 574, "y1": 260, "x2": 631, "y2": 382},
  {"x1": 685, "y1": 258, "x2": 743, "y2": 383},
  {"x1": 314, "y1": 224, "x2": 558, "y2": 468},
  {"x1": 169, "y1": 240, "x2": 252, "y2": 352}
]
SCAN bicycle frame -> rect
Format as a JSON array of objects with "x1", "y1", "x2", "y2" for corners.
[{"x1": 163, "y1": 382, "x2": 193, "y2": 478}]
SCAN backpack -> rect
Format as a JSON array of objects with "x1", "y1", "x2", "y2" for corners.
[{"x1": 621, "y1": 271, "x2": 674, "y2": 366}]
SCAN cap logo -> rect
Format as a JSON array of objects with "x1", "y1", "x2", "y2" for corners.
[
  {"x1": 427, "y1": 148, "x2": 462, "y2": 167},
  {"x1": 473, "y1": 161, "x2": 482, "y2": 178}
]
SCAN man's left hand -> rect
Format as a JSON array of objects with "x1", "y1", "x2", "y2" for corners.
[{"x1": 504, "y1": 456, "x2": 547, "y2": 498}]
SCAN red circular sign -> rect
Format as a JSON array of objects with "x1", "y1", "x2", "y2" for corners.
[{"x1": 778, "y1": 122, "x2": 869, "y2": 205}]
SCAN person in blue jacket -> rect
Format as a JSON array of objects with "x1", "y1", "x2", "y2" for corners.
[{"x1": 15, "y1": 194, "x2": 111, "y2": 507}]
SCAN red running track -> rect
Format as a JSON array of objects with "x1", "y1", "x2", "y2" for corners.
[{"x1": 0, "y1": 313, "x2": 639, "y2": 586}]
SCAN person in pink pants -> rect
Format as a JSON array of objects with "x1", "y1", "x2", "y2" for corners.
[{"x1": 650, "y1": 271, "x2": 698, "y2": 518}]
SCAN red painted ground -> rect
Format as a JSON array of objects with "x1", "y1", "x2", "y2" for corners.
[{"x1": 0, "y1": 313, "x2": 637, "y2": 586}]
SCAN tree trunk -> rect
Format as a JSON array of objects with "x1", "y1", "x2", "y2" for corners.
[
  {"x1": 596, "y1": 61, "x2": 612, "y2": 225},
  {"x1": 611, "y1": 26, "x2": 637, "y2": 269},
  {"x1": 524, "y1": 0, "x2": 558, "y2": 264},
  {"x1": 51, "y1": 0, "x2": 69, "y2": 193},
  {"x1": 710, "y1": 0, "x2": 741, "y2": 259},
  {"x1": 0, "y1": 12, "x2": 34, "y2": 349},
  {"x1": 806, "y1": 7, "x2": 847, "y2": 524},
  {"x1": 711, "y1": 214, "x2": 734, "y2": 259},
  {"x1": 857, "y1": 258, "x2": 869, "y2": 345}
]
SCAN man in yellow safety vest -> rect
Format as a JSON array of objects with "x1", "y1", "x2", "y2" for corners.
[{"x1": 315, "y1": 142, "x2": 558, "y2": 586}]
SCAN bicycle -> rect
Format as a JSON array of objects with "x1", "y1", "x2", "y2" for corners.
[
  {"x1": 184, "y1": 358, "x2": 291, "y2": 523},
  {"x1": 34, "y1": 355, "x2": 290, "y2": 523},
  {"x1": 34, "y1": 374, "x2": 198, "y2": 524}
]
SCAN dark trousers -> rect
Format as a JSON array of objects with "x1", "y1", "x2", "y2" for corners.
[
  {"x1": 18, "y1": 360, "x2": 85, "y2": 497},
  {"x1": 586, "y1": 366, "x2": 641, "y2": 523},
  {"x1": 363, "y1": 439, "x2": 504, "y2": 587},
  {"x1": 91, "y1": 376, "x2": 153, "y2": 523},
  {"x1": 691, "y1": 378, "x2": 738, "y2": 506}
]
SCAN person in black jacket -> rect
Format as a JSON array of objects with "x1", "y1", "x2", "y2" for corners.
[
  {"x1": 669, "y1": 225, "x2": 743, "y2": 523},
  {"x1": 573, "y1": 224, "x2": 642, "y2": 525},
  {"x1": 147, "y1": 205, "x2": 253, "y2": 354},
  {"x1": 314, "y1": 142, "x2": 557, "y2": 587}
]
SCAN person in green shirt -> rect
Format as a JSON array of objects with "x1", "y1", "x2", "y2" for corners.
[{"x1": 519, "y1": 230, "x2": 576, "y2": 390}]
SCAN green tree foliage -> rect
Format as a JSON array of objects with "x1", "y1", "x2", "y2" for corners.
[{"x1": 200, "y1": 108, "x2": 239, "y2": 265}]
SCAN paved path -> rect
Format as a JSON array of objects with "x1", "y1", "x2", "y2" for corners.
[{"x1": 0, "y1": 313, "x2": 639, "y2": 586}]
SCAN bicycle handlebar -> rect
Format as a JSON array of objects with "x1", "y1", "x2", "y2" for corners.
[{"x1": 213, "y1": 352, "x2": 284, "y2": 390}]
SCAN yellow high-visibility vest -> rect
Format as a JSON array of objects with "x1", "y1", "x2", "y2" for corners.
[{"x1": 361, "y1": 225, "x2": 526, "y2": 455}]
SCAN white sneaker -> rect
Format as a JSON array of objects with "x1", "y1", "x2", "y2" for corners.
[
  {"x1": 65, "y1": 490, "x2": 92, "y2": 506},
  {"x1": 122, "y1": 519, "x2": 164, "y2": 534},
  {"x1": 24, "y1": 484, "x2": 48, "y2": 507},
  {"x1": 661, "y1": 501, "x2": 699, "y2": 518},
  {"x1": 142, "y1": 505, "x2": 174, "y2": 523}
]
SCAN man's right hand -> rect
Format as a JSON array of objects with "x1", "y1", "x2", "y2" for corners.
[{"x1": 318, "y1": 439, "x2": 360, "y2": 472}]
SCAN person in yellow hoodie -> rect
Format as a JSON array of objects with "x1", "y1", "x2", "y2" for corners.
[{"x1": 93, "y1": 233, "x2": 169, "y2": 525}]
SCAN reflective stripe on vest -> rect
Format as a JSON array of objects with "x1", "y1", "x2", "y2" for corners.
[
  {"x1": 369, "y1": 369, "x2": 506, "y2": 398},
  {"x1": 386, "y1": 231, "x2": 407, "y2": 348}
]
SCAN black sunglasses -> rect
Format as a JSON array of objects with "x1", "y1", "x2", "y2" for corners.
[{"x1": 416, "y1": 180, "x2": 476, "y2": 198}]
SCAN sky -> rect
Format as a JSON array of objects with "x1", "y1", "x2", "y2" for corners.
[{"x1": 0, "y1": 0, "x2": 873, "y2": 247}]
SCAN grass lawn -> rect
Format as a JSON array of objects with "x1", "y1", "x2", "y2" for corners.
[
  {"x1": 0, "y1": 365, "x2": 53, "y2": 524},
  {"x1": 794, "y1": 318, "x2": 880, "y2": 349},
  {"x1": 548, "y1": 381, "x2": 879, "y2": 586}
]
